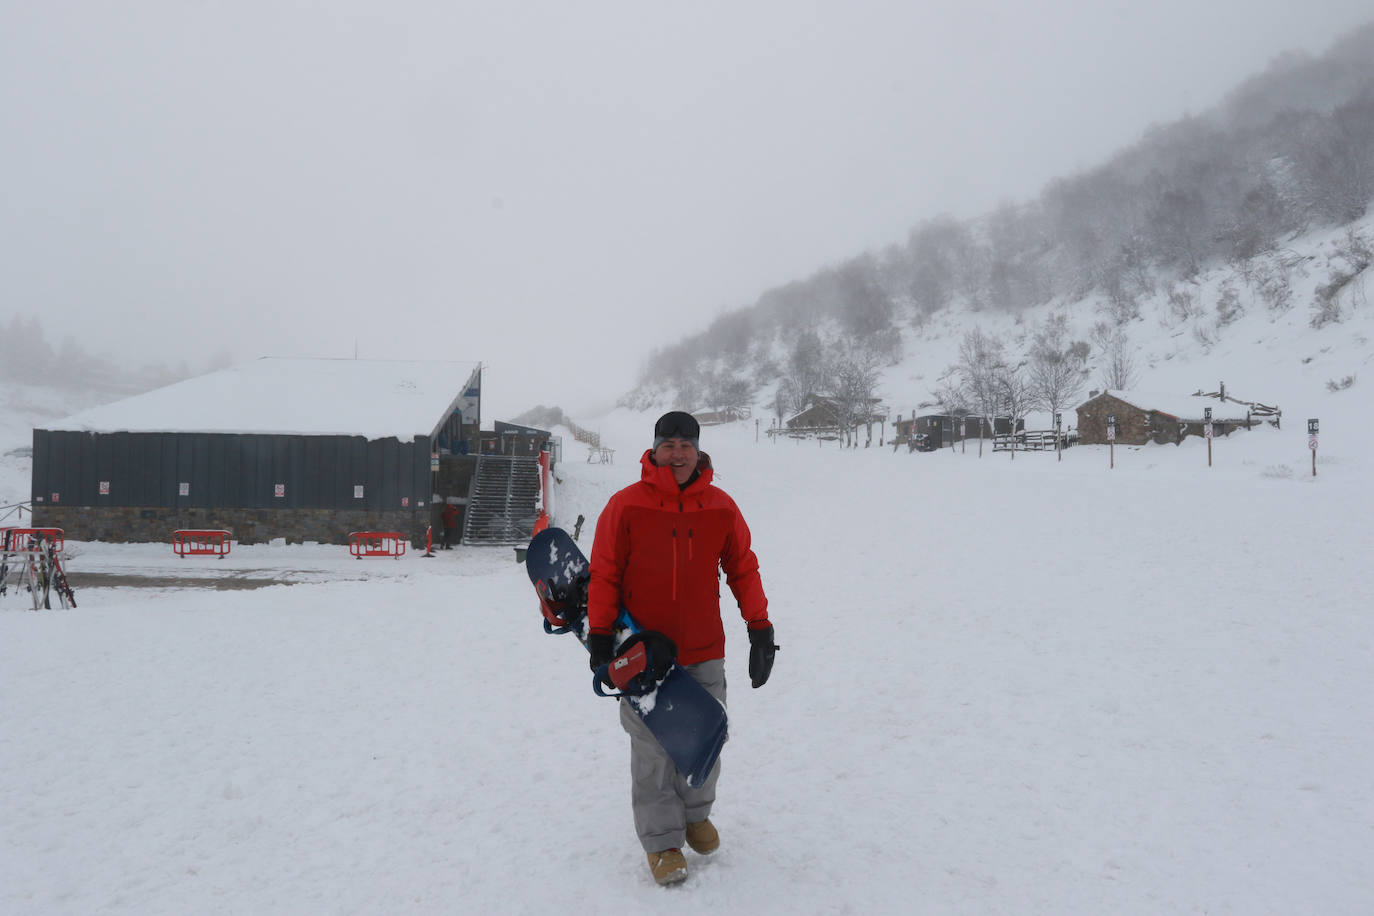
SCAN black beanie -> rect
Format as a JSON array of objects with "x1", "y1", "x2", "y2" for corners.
[{"x1": 653, "y1": 411, "x2": 700, "y2": 449}]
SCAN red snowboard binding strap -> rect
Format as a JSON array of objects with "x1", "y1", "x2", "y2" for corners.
[
  {"x1": 537, "y1": 579, "x2": 586, "y2": 634},
  {"x1": 593, "y1": 631, "x2": 677, "y2": 697}
]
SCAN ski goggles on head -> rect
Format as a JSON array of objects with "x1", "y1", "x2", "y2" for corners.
[{"x1": 653, "y1": 411, "x2": 700, "y2": 449}]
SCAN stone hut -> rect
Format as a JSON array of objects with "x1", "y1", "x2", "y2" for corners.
[{"x1": 1075, "y1": 390, "x2": 1252, "y2": 446}]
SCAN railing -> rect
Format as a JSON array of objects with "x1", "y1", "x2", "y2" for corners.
[
  {"x1": 1191, "y1": 385, "x2": 1282, "y2": 427},
  {"x1": 349, "y1": 531, "x2": 407, "y2": 559},
  {"x1": 766, "y1": 425, "x2": 842, "y2": 440},
  {"x1": 462, "y1": 455, "x2": 541, "y2": 545},
  {"x1": 993, "y1": 431, "x2": 1074, "y2": 452},
  {"x1": 567, "y1": 419, "x2": 600, "y2": 449},
  {"x1": 173, "y1": 529, "x2": 232, "y2": 558},
  {"x1": 0, "y1": 501, "x2": 31, "y2": 526}
]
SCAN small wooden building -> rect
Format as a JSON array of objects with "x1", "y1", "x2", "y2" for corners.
[
  {"x1": 692, "y1": 406, "x2": 751, "y2": 426},
  {"x1": 484, "y1": 421, "x2": 557, "y2": 459},
  {"x1": 784, "y1": 395, "x2": 885, "y2": 435},
  {"x1": 1075, "y1": 390, "x2": 1252, "y2": 446},
  {"x1": 893, "y1": 414, "x2": 1014, "y2": 448}
]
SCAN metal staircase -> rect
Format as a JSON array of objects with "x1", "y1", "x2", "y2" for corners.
[{"x1": 461, "y1": 455, "x2": 542, "y2": 545}]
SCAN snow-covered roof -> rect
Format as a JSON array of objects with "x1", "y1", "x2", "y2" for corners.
[
  {"x1": 42, "y1": 358, "x2": 480, "y2": 440},
  {"x1": 1079, "y1": 389, "x2": 1251, "y2": 420}
]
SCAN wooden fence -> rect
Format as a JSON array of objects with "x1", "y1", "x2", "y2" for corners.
[{"x1": 992, "y1": 430, "x2": 1075, "y2": 452}]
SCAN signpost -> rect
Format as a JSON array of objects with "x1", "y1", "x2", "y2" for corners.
[
  {"x1": 1204, "y1": 407, "x2": 1213, "y2": 468},
  {"x1": 1308, "y1": 418, "x2": 1319, "y2": 477},
  {"x1": 1106, "y1": 413, "x2": 1116, "y2": 469}
]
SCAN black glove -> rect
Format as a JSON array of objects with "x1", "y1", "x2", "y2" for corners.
[
  {"x1": 588, "y1": 632, "x2": 616, "y2": 674},
  {"x1": 747, "y1": 624, "x2": 778, "y2": 689}
]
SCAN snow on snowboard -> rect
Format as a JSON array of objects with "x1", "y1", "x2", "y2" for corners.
[{"x1": 525, "y1": 526, "x2": 727, "y2": 787}]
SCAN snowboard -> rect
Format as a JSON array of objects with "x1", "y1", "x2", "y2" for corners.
[{"x1": 525, "y1": 526, "x2": 728, "y2": 788}]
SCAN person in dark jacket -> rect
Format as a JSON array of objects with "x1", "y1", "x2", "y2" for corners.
[{"x1": 588, "y1": 410, "x2": 777, "y2": 886}]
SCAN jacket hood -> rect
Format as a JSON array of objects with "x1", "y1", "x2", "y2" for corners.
[{"x1": 638, "y1": 449, "x2": 714, "y2": 494}]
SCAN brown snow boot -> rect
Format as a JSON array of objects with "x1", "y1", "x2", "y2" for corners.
[
  {"x1": 685, "y1": 818, "x2": 719, "y2": 855},
  {"x1": 647, "y1": 848, "x2": 688, "y2": 886}
]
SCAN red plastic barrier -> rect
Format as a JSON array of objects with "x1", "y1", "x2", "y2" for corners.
[
  {"x1": 2, "y1": 527, "x2": 65, "y2": 551},
  {"x1": 349, "y1": 531, "x2": 407, "y2": 559},
  {"x1": 172, "y1": 529, "x2": 232, "y2": 558}
]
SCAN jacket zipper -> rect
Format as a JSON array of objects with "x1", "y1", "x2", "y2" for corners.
[{"x1": 671, "y1": 500, "x2": 691, "y2": 601}]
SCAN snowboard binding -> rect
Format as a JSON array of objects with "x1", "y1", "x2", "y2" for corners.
[
  {"x1": 593, "y1": 630, "x2": 677, "y2": 698},
  {"x1": 537, "y1": 577, "x2": 588, "y2": 635}
]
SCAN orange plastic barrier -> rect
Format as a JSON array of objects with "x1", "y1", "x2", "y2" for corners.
[
  {"x1": 2, "y1": 527, "x2": 65, "y2": 551},
  {"x1": 173, "y1": 529, "x2": 232, "y2": 558},
  {"x1": 349, "y1": 531, "x2": 407, "y2": 559},
  {"x1": 533, "y1": 446, "x2": 551, "y2": 535}
]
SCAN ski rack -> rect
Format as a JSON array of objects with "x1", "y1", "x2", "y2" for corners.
[
  {"x1": 0, "y1": 527, "x2": 75, "y2": 609},
  {"x1": 348, "y1": 531, "x2": 407, "y2": 559},
  {"x1": 172, "y1": 529, "x2": 233, "y2": 559}
]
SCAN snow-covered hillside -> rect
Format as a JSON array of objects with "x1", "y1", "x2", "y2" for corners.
[{"x1": 871, "y1": 216, "x2": 1372, "y2": 438}]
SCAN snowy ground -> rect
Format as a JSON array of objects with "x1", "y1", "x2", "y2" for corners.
[
  {"x1": 4, "y1": 218, "x2": 1374, "y2": 911},
  {"x1": 3, "y1": 386, "x2": 1372, "y2": 913}
]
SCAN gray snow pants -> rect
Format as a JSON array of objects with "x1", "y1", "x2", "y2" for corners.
[{"x1": 619, "y1": 658, "x2": 727, "y2": 853}]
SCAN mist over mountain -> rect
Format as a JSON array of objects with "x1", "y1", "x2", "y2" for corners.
[
  {"x1": 623, "y1": 21, "x2": 1374, "y2": 418},
  {"x1": 0, "y1": 316, "x2": 225, "y2": 402}
]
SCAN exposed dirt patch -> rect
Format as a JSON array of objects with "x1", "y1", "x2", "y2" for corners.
[{"x1": 65, "y1": 573, "x2": 297, "y2": 591}]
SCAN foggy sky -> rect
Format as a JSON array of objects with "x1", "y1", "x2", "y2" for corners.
[{"x1": 3, "y1": 1, "x2": 1371, "y2": 420}]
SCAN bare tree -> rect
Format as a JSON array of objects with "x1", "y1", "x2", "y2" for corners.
[
  {"x1": 1099, "y1": 329, "x2": 1139, "y2": 390},
  {"x1": 1027, "y1": 313, "x2": 1087, "y2": 424},
  {"x1": 779, "y1": 329, "x2": 830, "y2": 415},
  {"x1": 706, "y1": 374, "x2": 754, "y2": 418},
  {"x1": 995, "y1": 364, "x2": 1034, "y2": 461},
  {"x1": 954, "y1": 328, "x2": 1006, "y2": 457},
  {"x1": 930, "y1": 377, "x2": 969, "y2": 416},
  {"x1": 829, "y1": 346, "x2": 882, "y2": 446},
  {"x1": 772, "y1": 386, "x2": 789, "y2": 427}
]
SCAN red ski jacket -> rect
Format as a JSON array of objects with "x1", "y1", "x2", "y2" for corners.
[{"x1": 588, "y1": 450, "x2": 770, "y2": 666}]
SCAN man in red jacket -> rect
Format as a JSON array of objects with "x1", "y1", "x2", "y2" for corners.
[
  {"x1": 440, "y1": 501, "x2": 460, "y2": 549},
  {"x1": 587, "y1": 410, "x2": 777, "y2": 886}
]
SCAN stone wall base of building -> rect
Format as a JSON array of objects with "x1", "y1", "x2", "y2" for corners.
[{"x1": 31, "y1": 506, "x2": 428, "y2": 547}]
